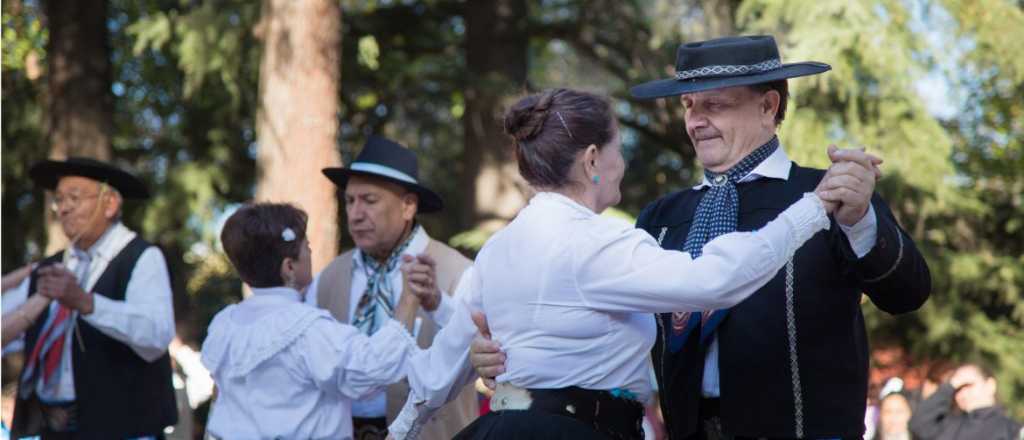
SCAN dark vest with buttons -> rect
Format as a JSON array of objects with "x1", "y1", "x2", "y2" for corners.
[
  {"x1": 636, "y1": 163, "x2": 931, "y2": 439},
  {"x1": 11, "y1": 236, "x2": 178, "y2": 439}
]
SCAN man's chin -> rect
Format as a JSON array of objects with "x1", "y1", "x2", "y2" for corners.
[
  {"x1": 694, "y1": 150, "x2": 728, "y2": 170},
  {"x1": 351, "y1": 237, "x2": 373, "y2": 250},
  {"x1": 61, "y1": 227, "x2": 78, "y2": 240}
]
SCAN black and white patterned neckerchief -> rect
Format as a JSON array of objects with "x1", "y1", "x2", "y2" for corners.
[
  {"x1": 668, "y1": 136, "x2": 779, "y2": 352},
  {"x1": 352, "y1": 224, "x2": 421, "y2": 336}
]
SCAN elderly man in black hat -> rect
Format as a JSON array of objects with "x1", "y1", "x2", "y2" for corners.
[
  {"x1": 306, "y1": 136, "x2": 478, "y2": 440},
  {"x1": 627, "y1": 36, "x2": 932, "y2": 440},
  {"x1": 3, "y1": 158, "x2": 177, "y2": 439}
]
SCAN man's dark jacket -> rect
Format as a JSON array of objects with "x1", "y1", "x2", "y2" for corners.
[{"x1": 636, "y1": 163, "x2": 931, "y2": 439}]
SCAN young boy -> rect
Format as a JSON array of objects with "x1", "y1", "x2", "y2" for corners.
[{"x1": 202, "y1": 203, "x2": 421, "y2": 439}]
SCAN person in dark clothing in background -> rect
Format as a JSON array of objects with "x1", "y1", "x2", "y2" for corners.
[{"x1": 909, "y1": 362, "x2": 1021, "y2": 440}]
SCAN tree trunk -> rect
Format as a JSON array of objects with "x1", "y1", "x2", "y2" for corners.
[
  {"x1": 254, "y1": 0, "x2": 342, "y2": 275},
  {"x1": 461, "y1": 0, "x2": 530, "y2": 233},
  {"x1": 43, "y1": 0, "x2": 113, "y2": 254}
]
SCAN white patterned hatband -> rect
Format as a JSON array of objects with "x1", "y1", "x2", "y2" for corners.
[{"x1": 675, "y1": 58, "x2": 782, "y2": 80}]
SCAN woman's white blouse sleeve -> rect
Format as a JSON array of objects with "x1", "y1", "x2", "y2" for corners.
[
  {"x1": 388, "y1": 272, "x2": 483, "y2": 438},
  {"x1": 297, "y1": 318, "x2": 420, "y2": 400},
  {"x1": 576, "y1": 193, "x2": 830, "y2": 313}
]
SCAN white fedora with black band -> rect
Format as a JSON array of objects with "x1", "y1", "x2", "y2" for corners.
[
  {"x1": 322, "y1": 135, "x2": 444, "y2": 213},
  {"x1": 630, "y1": 35, "x2": 831, "y2": 99}
]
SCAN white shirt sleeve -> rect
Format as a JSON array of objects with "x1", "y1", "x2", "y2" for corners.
[
  {"x1": 2, "y1": 276, "x2": 31, "y2": 353},
  {"x1": 298, "y1": 317, "x2": 420, "y2": 400},
  {"x1": 576, "y1": 193, "x2": 830, "y2": 314},
  {"x1": 389, "y1": 271, "x2": 483, "y2": 438},
  {"x1": 81, "y1": 247, "x2": 176, "y2": 362},
  {"x1": 426, "y1": 267, "x2": 474, "y2": 328},
  {"x1": 2, "y1": 276, "x2": 30, "y2": 314},
  {"x1": 838, "y1": 203, "x2": 878, "y2": 258}
]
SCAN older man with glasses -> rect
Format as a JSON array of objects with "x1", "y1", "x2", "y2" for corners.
[{"x1": 3, "y1": 157, "x2": 177, "y2": 439}]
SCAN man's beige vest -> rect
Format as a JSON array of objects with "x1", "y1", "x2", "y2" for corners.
[{"x1": 316, "y1": 239, "x2": 478, "y2": 439}]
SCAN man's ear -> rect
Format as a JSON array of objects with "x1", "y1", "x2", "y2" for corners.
[
  {"x1": 762, "y1": 90, "x2": 781, "y2": 124},
  {"x1": 401, "y1": 192, "x2": 419, "y2": 222},
  {"x1": 103, "y1": 190, "x2": 123, "y2": 221}
]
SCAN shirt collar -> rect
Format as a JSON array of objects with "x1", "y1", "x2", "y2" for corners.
[
  {"x1": 69, "y1": 222, "x2": 132, "y2": 262},
  {"x1": 352, "y1": 225, "x2": 431, "y2": 271},
  {"x1": 249, "y1": 286, "x2": 303, "y2": 303},
  {"x1": 692, "y1": 144, "x2": 792, "y2": 190},
  {"x1": 531, "y1": 191, "x2": 597, "y2": 217}
]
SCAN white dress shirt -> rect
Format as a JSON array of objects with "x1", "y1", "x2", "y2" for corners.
[
  {"x1": 202, "y1": 286, "x2": 419, "y2": 440},
  {"x1": 303, "y1": 226, "x2": 472, "y2": 418},
  {"x1": 695, "y1": 146, "x2": 878, "y2": 397},
  {"x1": 389, "y1": 191, "x2": 830, "y2": 438},
  {"x1": 1, "y1": 222, "x2": 175, "y2": 402}
]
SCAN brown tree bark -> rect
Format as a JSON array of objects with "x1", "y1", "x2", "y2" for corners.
[
  {"x1": 254, "y1": 0, "x2": 342, "y2": 274},
  {"x1": 461, "y1": 0, "x2": 530, "y2": 233},
  {"x1": 43, "y1": 0, "x2": 114, "y2": 254}
]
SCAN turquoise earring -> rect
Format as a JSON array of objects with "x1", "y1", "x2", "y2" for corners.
[{"x1": 592, "y1": 175, "x2": 601, "y2": 184}]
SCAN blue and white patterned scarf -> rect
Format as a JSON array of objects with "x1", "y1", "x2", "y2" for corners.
[
  {"x1": 352, "y1": 225, "x2": 420, "y2": 336},
  {"x1": 668, "y1": 136, "x2": 779, "y2": 352}
]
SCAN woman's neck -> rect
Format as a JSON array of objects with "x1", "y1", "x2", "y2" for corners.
[{"x1": 550, "y1": 186, "x2": 601, "y2": 213}]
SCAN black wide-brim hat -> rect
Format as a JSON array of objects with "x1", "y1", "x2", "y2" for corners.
[
  {"x1": 322, "y1": 136, "x2": 444, "y2": 214},
  {"x1": 29, "y1": 157, "x2": 150, "y2": 199},
  {"x1": 631, "y1": 35, "x2": 831, "y2": 99}
]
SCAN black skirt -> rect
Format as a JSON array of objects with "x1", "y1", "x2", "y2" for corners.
[{"x1": 453, "y1": 409, "x2": 613, "y2": 440}]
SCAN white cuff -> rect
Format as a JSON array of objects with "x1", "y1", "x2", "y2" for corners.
[
  {"x1": 388, "y1": 396, "x2": 430, "y2": 440},
  {"x1": 380, "y1": 318, "x2": 420, "y2": 348},
  {"x1": 427, "y1": 292, "x2": 455, "y2": 328},
  {"x1": 774, "y1": 193, "x2": 831, "y2": 260},
  {"x1": 838, "y1": 204, "x2": 877, "y2": 258}
]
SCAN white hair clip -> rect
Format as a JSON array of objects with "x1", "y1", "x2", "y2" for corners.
[{"x1": 281, "y1": 227, "x2": 297, "y2": 242}]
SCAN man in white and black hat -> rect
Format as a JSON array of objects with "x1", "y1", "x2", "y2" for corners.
[
  {"x1": 627, "y1": 35, "x2": 932, "y2": 440},
  {"x1": 5, "y1": 157, "x2": 177, "y2": 439},
  {"x1": 309, "y1": 136, "x2": 478, "y2": 440}
]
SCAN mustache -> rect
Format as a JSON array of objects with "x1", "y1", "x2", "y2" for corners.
[{"x1": 690, "y1": 128, "x2": 722, "y2": 141}]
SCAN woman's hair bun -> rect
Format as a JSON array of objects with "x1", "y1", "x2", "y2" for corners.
[{"x1": 503, "y1": 90, "x2": 556, "y2": 143}]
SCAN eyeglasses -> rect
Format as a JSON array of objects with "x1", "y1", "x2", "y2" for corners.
[{"x1": 50, "y1": 193, "x2": 102, "y2": 213}]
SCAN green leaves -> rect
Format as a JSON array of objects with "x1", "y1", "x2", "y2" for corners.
[
  {"x1": 1, "y1": 8, "x2": 47, "y2": 74},
  {"x1": 127, "y1": 2, "x2": 257, "y2": 104}
]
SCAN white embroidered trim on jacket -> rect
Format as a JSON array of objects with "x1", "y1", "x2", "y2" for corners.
[{"x1": 785, "y1": 258, "x2": 804, "y2": 438}]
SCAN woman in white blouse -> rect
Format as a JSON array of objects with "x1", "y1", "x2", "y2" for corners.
[
  {"x1": 388, "y1": 88, "x2": 838, "y2": 439},
  {"x1": 201, "y1": 203, "x2": 423, "y2": 440}
]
